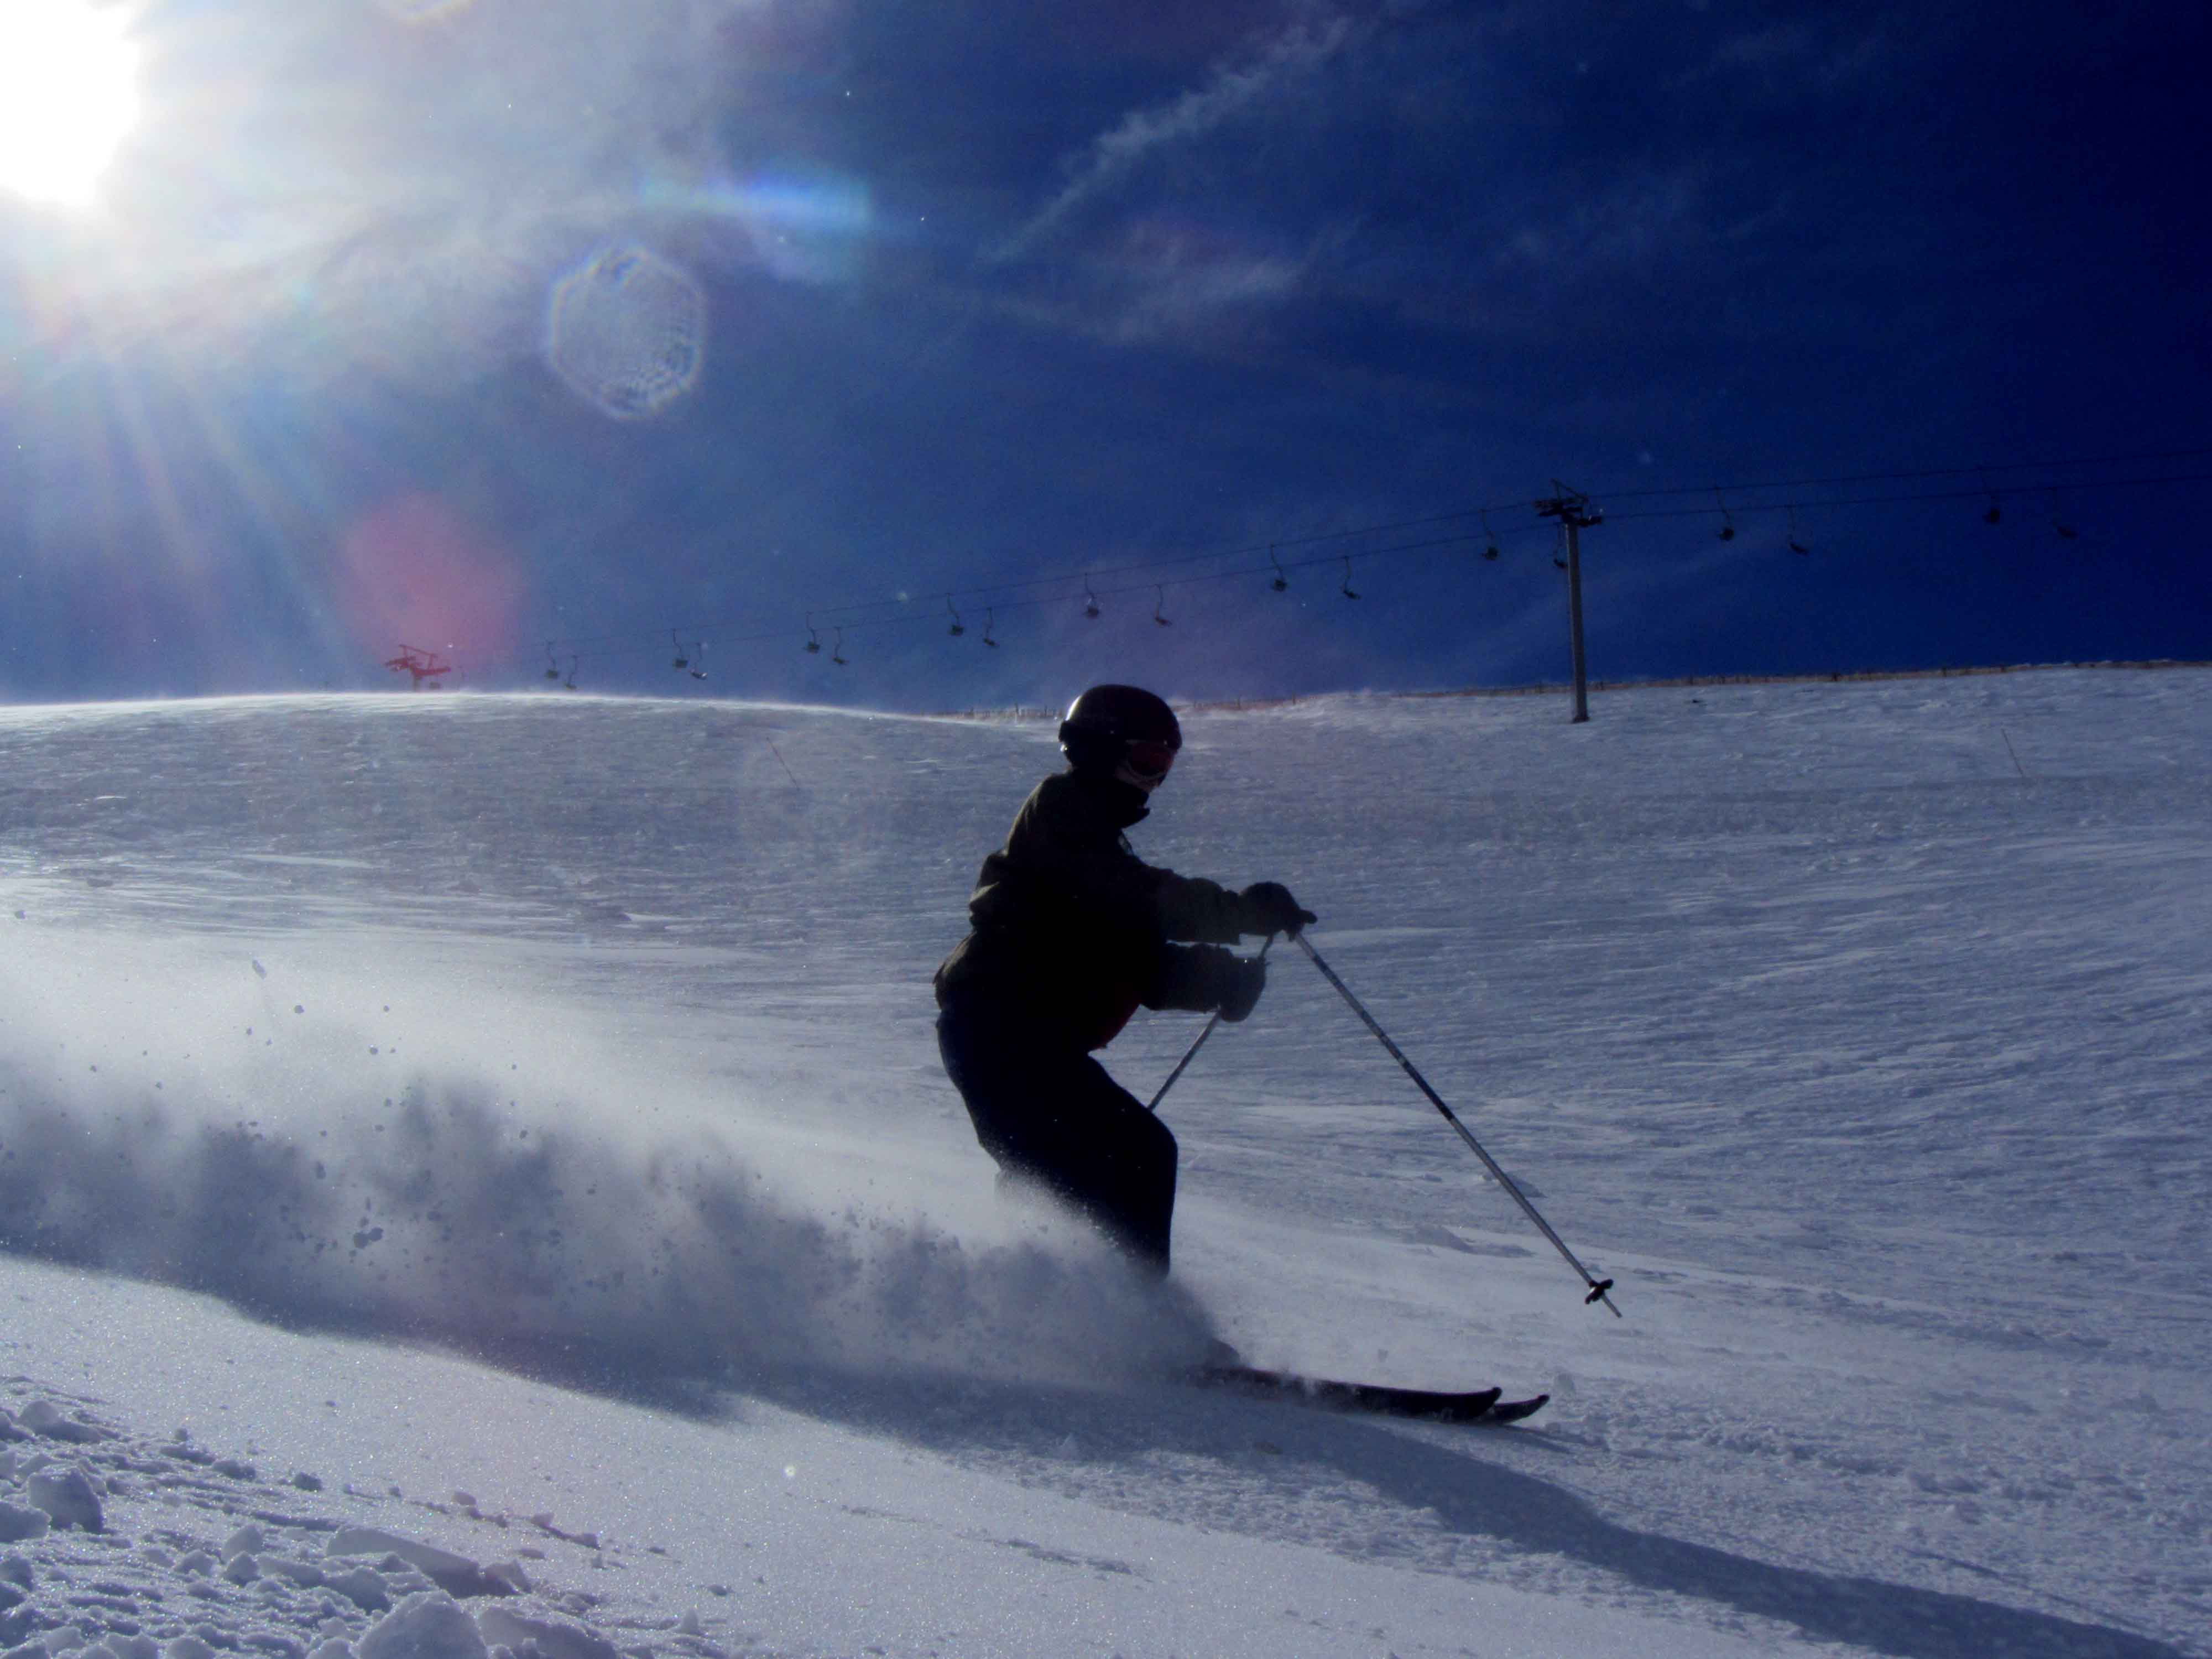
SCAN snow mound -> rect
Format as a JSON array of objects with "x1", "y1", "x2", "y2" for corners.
[{"x1": 0, "y1": 1390, "x2": 669, "y2": 1659}]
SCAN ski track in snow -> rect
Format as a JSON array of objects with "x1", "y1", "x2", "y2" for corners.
[{"x1": 0, "y1": 669, "x2": 2207, "y2": 1657}]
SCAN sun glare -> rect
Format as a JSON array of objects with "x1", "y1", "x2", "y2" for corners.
[{"x1": 0, "y1": 0, "x2": 142, "y2": 208}]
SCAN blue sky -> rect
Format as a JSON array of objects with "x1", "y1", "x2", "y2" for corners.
[{"x1": 2, "y1": 0, "x2": 2206, "y2": 707}]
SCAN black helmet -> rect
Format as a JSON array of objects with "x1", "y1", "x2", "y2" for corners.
[{"x1": 1058, "y1": 684, "x2": 1182, "y2": 781}]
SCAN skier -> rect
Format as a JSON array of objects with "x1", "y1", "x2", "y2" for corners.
[{"x1": 934, "y1": 684, "x2": 1315, "y2": 1276}]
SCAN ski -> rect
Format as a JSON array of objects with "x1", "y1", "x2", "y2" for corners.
[
  {"x1": 1481, "y1": 1391, "x2": 1552, "y2": 1425},
  {"x1": 1193, "y1": 1364, "x2": 1547, "y2": 1425}
]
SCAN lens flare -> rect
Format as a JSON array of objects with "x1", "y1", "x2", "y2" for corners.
[
  {"x1": 336, "y1": 493, "x2": 527, "y2": 671},
  {"x1": 375, "y1": 0, "x2": 480, "y2": 21},
  {"x1": 0, "y1": 0, "x2": 143, "y2": 208},
  {"x1": 544, "y1": 242, "x2": 708, "y2": 420},
  {"x1": 642, "y1": 169, "x2": 875, "y2": 284}
]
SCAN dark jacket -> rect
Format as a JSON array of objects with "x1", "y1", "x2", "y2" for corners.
[{"x1": 935, "y1": 769, "x2": 1259, "y2": 1051}]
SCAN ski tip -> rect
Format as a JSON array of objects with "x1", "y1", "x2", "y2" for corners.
[{"x1": 1483, "y1": 1392, "x2": 1551, "y2": 1425}]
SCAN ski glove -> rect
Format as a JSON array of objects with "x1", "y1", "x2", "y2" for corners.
[
  {"x1": 1217, "y1": 955, "x2": 1266, "y2": 1023},
  {"x1": 1239, "y1": 881, "x2": 1317, "y2": 938}
]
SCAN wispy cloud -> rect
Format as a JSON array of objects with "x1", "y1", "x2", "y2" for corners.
[
  {"x1": 1087, "y1": 211, "x2": 1329, "y2": 343},
  {"x1": 992, "y1": 13, "x2": 1355, "y2": 264},
  {"x1": 1708, "y1": 22, "x2": 1820, "y2": 71},
  {"x1": 1497, "y1": 164, "x2": 1708, "y2": 279},
  {"x1": 1683, "y1": 18, "x2": 1891, "y2": 94}
]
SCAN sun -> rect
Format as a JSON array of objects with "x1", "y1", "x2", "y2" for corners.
[{"x1": 0, "y1": 0, "x2": 142, "y2": 208}]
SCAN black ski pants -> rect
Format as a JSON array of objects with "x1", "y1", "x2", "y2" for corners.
[{"x1": 935, "y1": 1004, "x2": 1178, "y2": 1276}]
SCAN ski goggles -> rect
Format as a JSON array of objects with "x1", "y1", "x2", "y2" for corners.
[{"x1": 1120, "y1": 738, "x2": 1177, "y2": 785}]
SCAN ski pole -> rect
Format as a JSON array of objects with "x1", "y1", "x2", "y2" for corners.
[
  {"x1": 1292, "y1": 931, "x2": 1621, "y2": 1317},
  {"x1": 1147, "y1": 933, "x2": 1276, "y2": 1113}
]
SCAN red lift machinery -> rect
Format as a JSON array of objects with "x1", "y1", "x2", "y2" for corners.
[{"x1": 382, "y1": 644, "x2": 452, "y2": 689}]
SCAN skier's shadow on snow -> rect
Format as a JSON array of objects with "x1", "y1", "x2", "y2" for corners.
[{"x1": 764, "y1": 1367, "x2": 2185, "y2": 1659}]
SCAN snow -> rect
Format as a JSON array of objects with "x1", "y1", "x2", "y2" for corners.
[{"x1": 1, "y1": 667, "x2": 2206, "y2": 1658}]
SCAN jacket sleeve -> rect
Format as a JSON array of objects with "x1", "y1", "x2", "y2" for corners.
[
  {"x1": 1145, "y1": 943, "x2": 1243, "y2": 1012},
  {"x1": 1012, "y1": 778, "x2": 1250, "y2": 943}
]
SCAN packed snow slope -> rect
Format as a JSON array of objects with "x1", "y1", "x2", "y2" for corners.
[{"x1": 1, "y1": 667, "x2": 2207, "y2": 1659}]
